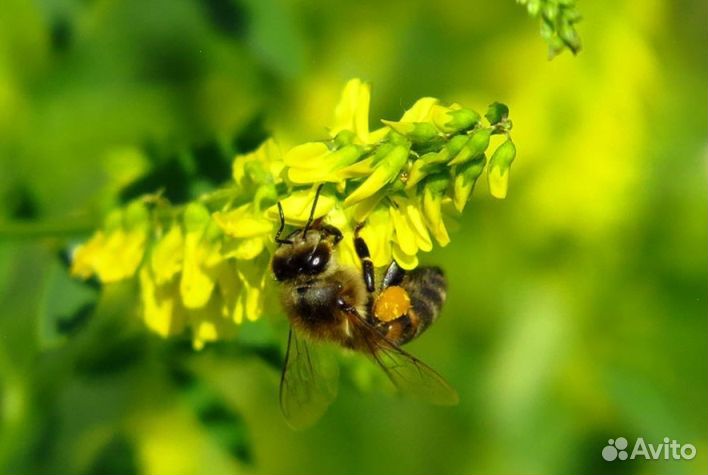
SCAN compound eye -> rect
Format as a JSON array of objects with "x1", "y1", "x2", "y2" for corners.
[
  {"x1": 305, "y1": 245, "x2": 330, "y2": 275},
  {"x1": 272, "y1": 256, "x2": 295, "y2": 281}
]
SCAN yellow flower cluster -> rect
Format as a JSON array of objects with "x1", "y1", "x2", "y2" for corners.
[{"x1": 70, "y1": 79, "x2": 515, "y2": 348}]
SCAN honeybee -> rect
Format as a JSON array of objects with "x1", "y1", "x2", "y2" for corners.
[{"x1": 272, "y1": 186, "x2": 458, "y2": 428}]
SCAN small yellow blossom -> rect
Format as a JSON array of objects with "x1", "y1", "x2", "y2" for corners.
[
  {"x1": 232, "y1": 138, "x2": 284, "y2": 188},
  {"x1": 421, "y1": 175, "x2": 452, "y2": 247},
  {"x1": 399, "y1": 97, "x2": 439, "y2": 122},
  {"x1": 487, "y1": 138, "x2": 517, "y2": 199},
  {"x1": 265, "y1": 187, "x2": 336, "y2": 225},
  {"x1": 180, "y1": 203, "x2": 223, "y2": 309},
  {"x1": 358, "y1": 204, "x2": 393, "y2": 267},
  {"x1": 213, "y1": 204, "x2": 274, "y2": 238},
  {"x1": 330, "y1": 78, "x2": 371, "y2": 143},
  {"x1": 71, "y1": 201, "x2": 149, "y2": 282},
  {"x1": 139, "y1": 267, "x2": 185, "y2": 338},
  {"x1": 150, "y1": 225, "x2": 184, "y2": 285},
  {"x1": 188, "y1": 295, "x2": 234, "y2": 350},
  {"x1": 343, "y1": 143, "x2": 409, "y2": 206},
  {"x1": 284, "y1": 142, "x2": 365, "y2": 184}
]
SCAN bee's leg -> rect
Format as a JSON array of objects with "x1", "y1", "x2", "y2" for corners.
[
  {"x1": 320, "y1": 224, "x2": 343, "y2": 245},
  {"x1": 353, "y1": 225, "x2": 375, "y2": 293},
  {"x1": 381, "y1": 260, "x2": 405, "y2": 290}
]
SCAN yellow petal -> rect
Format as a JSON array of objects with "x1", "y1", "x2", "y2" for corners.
[
  {"x1": 402, "y1": 199, "x2": 433, "y2": 252},
  {"x1": 392, "y1": 243, "x2": 419, "y2": 270},
  {"x1": 232, "y1": 138, "x2": 283, "y2": 186},
  {"x1": 216, "y1": 261, "x2": 243, "y2": 322},
  {"x1": 265, "y1": 188, "x2": 336, "y2": 225},
  {"x1": 180, "y1": 207, "x2": 222, "y2": 309},
  {"x1": 399, "y1": 97, "x2": 439, "y2": 122},
  {"x1": 390, "y1": 205, "x2": 417, "y2": 256},
  {"x1": 70, "y1": 231, "x2": 106, "y2": 279},
  {"x1": 488, "y1": 166, "x2": 510, "y2": 199},
  {"x1": 213, "y1": 204, "x2": 273, "y2": 238},
  {"x1": 336, "y1": 156, "x2": 374, "y2": 179},
  {"x1": 221, "y1": 237, "x2": 265, "y2": 260},
  {"x1": 283, "y1": 142, "x2": 330, "y2": 169},
  {"x1": 189, "y1": 299, "x2": 234, "y2": 350},
  {"x1": 322, "y1": 207, "x2": 359, "y2": 268},
  {"x1": 286, "y1": 145, "x2": 363, "y2": 184},
  {"x1": 368, "y1": 126, "x2": 390, "y2": 143},
  {"x1": 343, "y1": 144, "x2": 408, "y2": 206},
  {"x1": 150, "y1": 225, "x2": 184, "y2": 284},
  {"x1": 236, "y1": 258, "x2": 268, "y2": 322},
  {"x1": 180, "y1": 246, "x2": 216, "y2": 309},
  {"x1": 359, "y1": 205, "x2": 392, "y2": 267},
  {"x1": 331, "y1": 78, "x2": 370, "y2": 143},
  {"x1": 139, "y1": 267, "x2": 185, "y2": 338},
  {"x1": 422, "y1": 192, "x2": 450, "y2": 247},
  {"x1": 72, "y1": 202, "x2": 150, "y2": 283}
]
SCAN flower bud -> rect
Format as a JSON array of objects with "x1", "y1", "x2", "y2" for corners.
[
  {"x1": 287, "y1": 143, "x2": 363, "y2": 184},
  {"x1": 448, "y1": 128, "x2": 491, "y2": 165},
  {"x1": 421, "y1": 173, "x2": 451, "y2": 246},
  {"x1": 406, "y1": 151, "x2": 447, "y2": 190},
  {"x1": 485, "y1": 102, "x2": 509, "y2": 125},
  {"x1": 487, "y1": 138, "x2": 516, "y2": 199},
  {"x1": 344, "y1": 144, "x2": 409, "y2": 206},
  {"x1": 453, "y1": 155, "x2": 485, "y2": 212},
  {"x1": 382, "y1": 120, "x2": 439, "y2": 144},
  {"x1": 432, "y1": 105, "x2": 480, "y2": 133}
]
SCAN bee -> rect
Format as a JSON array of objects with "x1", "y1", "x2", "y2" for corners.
[{"x1": 271, "y1": 186, "x2": 458, "y2": 428}]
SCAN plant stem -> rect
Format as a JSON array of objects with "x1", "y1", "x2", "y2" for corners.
[{"x1": 0, "y1": 217, "x2": 97, "y2": 240}]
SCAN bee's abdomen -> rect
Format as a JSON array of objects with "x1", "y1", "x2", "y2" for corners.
[{"x1": 380, "y1": 266, "x2": 447, "y2": 345}]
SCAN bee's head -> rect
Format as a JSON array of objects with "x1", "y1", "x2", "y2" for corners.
[
  {"x1": 272, "y1": 185, "x2": 340, "y2": 282},
  {"x1": 272, "y1": 229, "x2": 332, "y2": 281}
]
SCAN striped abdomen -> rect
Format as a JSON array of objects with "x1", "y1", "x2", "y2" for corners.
[{"x1": 375, "y1": 266, "x2": 447, "y2": 346}]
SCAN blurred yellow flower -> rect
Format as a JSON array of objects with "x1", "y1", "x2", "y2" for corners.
[
  {"x1": 232, "y1": 138, "x2": 284, "y2": 188},
  {"x1": 150, "y1": 224, "x2": 184, "y2": 285},
  {"x1": 71, "y1": 201, "x2": 150, "y2": 282},
  {"x1": 180, "y1": 203, "x2": 223, "y2": 309},
  {"x1": 139, "y1": 266, "x2": 185, "y2": 338}
]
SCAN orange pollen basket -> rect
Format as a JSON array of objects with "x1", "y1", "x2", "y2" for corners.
[{"x1": 373, "y1": 286, "x2": 411, "y2": 322}]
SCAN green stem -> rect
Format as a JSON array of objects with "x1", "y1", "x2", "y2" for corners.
[{"x1": 0, "y1": 217, "x2": 97, "y2": 240}]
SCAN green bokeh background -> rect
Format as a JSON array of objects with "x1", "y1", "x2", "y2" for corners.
[{"x1": 0, "y1": 0, "x2": 706, "y2": 474}]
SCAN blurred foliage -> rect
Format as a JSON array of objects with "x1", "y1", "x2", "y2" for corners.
[
  {"x1": 517, "y1": 0, "x2": 582, "y2": 57},
  {"x1": 0, "y1": 0, "x2": 706, "y2": 475}
]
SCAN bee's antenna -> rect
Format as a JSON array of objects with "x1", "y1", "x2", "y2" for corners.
[
  {"x1": 303, "y1": 184, "x2": 324, "y2": 235},
  {"x1": 275, "y1": 201, "x2": 293, "y2": 245}
]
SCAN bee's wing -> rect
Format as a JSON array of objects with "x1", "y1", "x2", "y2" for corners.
[
  {"x1": 349, "y1": 312, "x2": 459, "y2": 406},
  {"x1": 279, "y1": 328, "x2": 339, "y2": 429}
]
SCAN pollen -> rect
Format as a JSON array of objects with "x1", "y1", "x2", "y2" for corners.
[{"x1": 374, "y1": 286, "x2": 411, "y2": 322}]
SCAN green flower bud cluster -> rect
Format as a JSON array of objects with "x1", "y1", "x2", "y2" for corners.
[{"x1": 518, "y1": 0, "x2": 582, "y2": 58}]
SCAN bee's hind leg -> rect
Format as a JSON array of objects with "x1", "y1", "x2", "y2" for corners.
[{"x1": 381, "y1": 260, "x2": 405, "y2": 290}]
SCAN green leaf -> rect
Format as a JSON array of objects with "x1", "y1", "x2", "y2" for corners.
[{"x1": 38, "y1": 256, "x2": 99, "y2": 348}]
